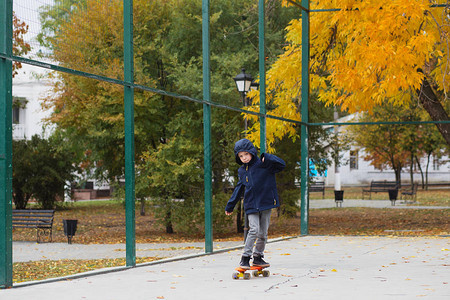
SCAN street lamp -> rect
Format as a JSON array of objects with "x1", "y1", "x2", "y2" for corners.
[
  {"x1": 233, "y1": 68, "x2": 254, "y2": 96},
  {"x1": 250, "y1": 80, "x2": 259, "y2": 91},
  {"x1": 233, "y1": 67, "x2": 258, "y2": 127}
]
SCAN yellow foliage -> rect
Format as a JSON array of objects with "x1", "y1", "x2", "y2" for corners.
[{"x1": 248, "y1": 0, "x2": 447, "y2": 149}]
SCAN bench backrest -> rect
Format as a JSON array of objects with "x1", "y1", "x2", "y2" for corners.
[
  {"x1": 404, "y1": 183, "x2": 418, "y2": 192},
  {"x1": 309, "y1": 181, "x2": 325, "y2": 191},
  {"x1": 12, "y1": 209, "x2": 55, "y2": 228},
  {"x1": 370, "y1": 181, "x2": 398, "y2": 191}
]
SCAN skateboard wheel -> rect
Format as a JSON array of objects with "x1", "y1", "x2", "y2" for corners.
[
  {"x1": 243, "y1": 273, "x2": 251, "y2": 280},
  {"x1": 232, "y1": 272, "x2": 240, "y2": 280},
  {"x1": 262, "y1": 270, "x2": 270, "y2": 277},
  {"x1": 252, "y1": 271, "x2": 259, "y2": 277}
]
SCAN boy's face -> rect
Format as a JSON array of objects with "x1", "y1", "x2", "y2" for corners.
[{"x1": 238, "y1": 151, "x2": 252, "y2": 164}]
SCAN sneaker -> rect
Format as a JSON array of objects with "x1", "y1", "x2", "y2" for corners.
[
  {"x1": 239, "y1": 256, "x2": 251, "y2": 270},
  {"x1": 253, "y1": 255, "x2": 270, "y2": 267}
]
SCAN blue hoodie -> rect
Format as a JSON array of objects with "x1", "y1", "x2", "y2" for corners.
[{"x1": 225, "y1": 139, "x2": 286, "y2": 215}]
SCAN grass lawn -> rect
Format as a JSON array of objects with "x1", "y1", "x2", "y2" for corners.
[{"x1": 12, "y1": 188, "x2": 449, "y2": 283}]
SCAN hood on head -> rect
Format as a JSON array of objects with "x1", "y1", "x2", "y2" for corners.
[{"x1": 234, "y1": 139, "x2": 258, "y2": 165}]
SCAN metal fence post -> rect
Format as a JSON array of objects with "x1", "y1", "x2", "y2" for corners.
[
  {"x1": 258, "y1": 0, "x2": 266, "y2": 153},
  {"x1": 202, "y1": 0, "x2": 213, "y2": 253},
  {"x1": 300, "y1": 0, "x2": 310, "y2": 235},
  {"x1": 124, "y1": 0, "x2": 136, "y2": 267},
  {"x1": 0, "y1": 0, "x2": 13, "y2": 288}
]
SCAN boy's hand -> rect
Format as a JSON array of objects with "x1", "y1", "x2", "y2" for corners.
[{"x1": 225, "y1": 211, "x2": 233, "y2": 216}]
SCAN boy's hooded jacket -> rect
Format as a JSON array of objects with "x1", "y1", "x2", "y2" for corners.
[{"x1": 225, "y1": 139, "x2": 285, "y2": 215}]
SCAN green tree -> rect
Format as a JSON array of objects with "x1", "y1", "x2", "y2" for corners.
[
  {"x1": 137, "y1": 111, "x2": 204, "y2": 233},
  {"x1": 13, "y1": 135, "x2": 78, "y2": 209}
]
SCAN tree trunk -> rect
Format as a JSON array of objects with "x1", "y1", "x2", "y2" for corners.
[
  {"x1": 416, "y1": 71, "x2": 450, "y2": 146},
  {"x1": 13, "y1": 189, "x2": 28, "y2": 209},
  {"x1": 425, "y1": 152, "x2": 431, "y2": 190},
  {"x1": 140, "y1": 198, "x2": 145, "y2": 216},
  {"x1": 410, "y1": 153, "x2": 414, "y2": 186},
  {"x1": 415, "y1": 155, "x2": 424, "y2": 189},
  {"x1": 166, "y1": 210, "x2": 173, "y2": 234},
  {"x1": 394, "y1": 166, "x2": 402, "y2": 187}
]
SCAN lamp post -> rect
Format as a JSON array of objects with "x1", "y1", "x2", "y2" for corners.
[
  {"x1": 233, "y1": 68, "x2": 254, "y2": 100},
  {"x1": 250, "y1": 80, "x2": 259, "y2": 92},
  {"x1": 233, "y1": 68, "x2": 256, "y2": 241},
  {"x1": 233, "y1": 68, "x2": 254, "y2": 132}
]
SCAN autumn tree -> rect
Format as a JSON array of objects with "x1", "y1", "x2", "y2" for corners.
[
  {"x1": 348, "y1": 108, "x2": 410, "y2": 185},
  {"x1": 12, "y1": 11, "x2": 31, "y2": 77},
  {"x1": 40, "y1": 0, "x2": 166, "y2": 182},
  {"x1": 248, "y1": 0, "x2": 450, "y2": 147},
  {"x1": 37, "y1": 0, "x2": 85, "y2": 52},
  {"x1": 39, "y1": 0, "x2": 304, "y2": 232}
]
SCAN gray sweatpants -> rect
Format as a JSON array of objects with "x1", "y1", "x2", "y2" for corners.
[{"x1": 243, "y1": 209, "x2": 272, "y2": 257}]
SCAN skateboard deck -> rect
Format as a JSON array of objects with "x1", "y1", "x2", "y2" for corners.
[{"x1": 232, "y1": 265, "x2": 270, "y2": 280}]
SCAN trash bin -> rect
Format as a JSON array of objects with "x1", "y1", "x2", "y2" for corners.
[
  {"x1": 63, "y1": 219, "x2": 78, "y2": 244},
  {"x1": 388, "y1": 189, "x2": 398, "y2": 206},
  {"x1": 334, "y1": 190, "x2": 344, "y2": 207}
]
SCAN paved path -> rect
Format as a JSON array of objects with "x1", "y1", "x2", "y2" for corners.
[
  {"x1": 309, "y1": 199, "x2": 450, "y2": 209},
  {"x1": 3, "y1": 236, "x2": 449, "y2": 299},
  {"x1": 13, "y1": 241, "x2": 243, "y2": 263}
]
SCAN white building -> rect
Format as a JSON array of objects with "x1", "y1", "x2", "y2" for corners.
[
  {"x1": 321, "y1": 114, "x2": 450, "y2": 187},
  {"x1": 325, "y1": 147, "x2": 449, "y2": 187},
  {"x1": 12, "y1": 64, "x2": 53, "y2": 140}
]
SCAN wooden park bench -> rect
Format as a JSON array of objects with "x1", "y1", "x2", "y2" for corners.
[
  {"x1": 12, "y1": 209, "x2": 55, "y2": 243},
  {"x1": 401, "y1": 183, "x2": 418, "y2": 202},
  {"x1": 362, "y1": 180, "x2": 398, "y2": 200},
  {"x1": 309, "y1": 181, "x2": 325, "y2": 199}
]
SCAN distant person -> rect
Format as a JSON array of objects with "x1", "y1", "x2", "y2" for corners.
[{"x1": 225, "y1": 138, "x2": 285, "y2": 269}]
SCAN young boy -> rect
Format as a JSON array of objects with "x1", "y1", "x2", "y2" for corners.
[{"x1": 225, "y1": 138, "x2": 285, "y2": 269}]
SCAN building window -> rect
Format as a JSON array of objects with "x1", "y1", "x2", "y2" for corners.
[
  {"x1": 350, "y1": 150, "x2": 359, "y2": 170},
  {"x1": 12, "y1": 106, "x2": 20, "y2": 124},
  {"x1": 12, "y1": 96, "x2": 27, "y2": 124},
  {"x1": 433, "y1": 156, "x2": 440, "y2": 171}
]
